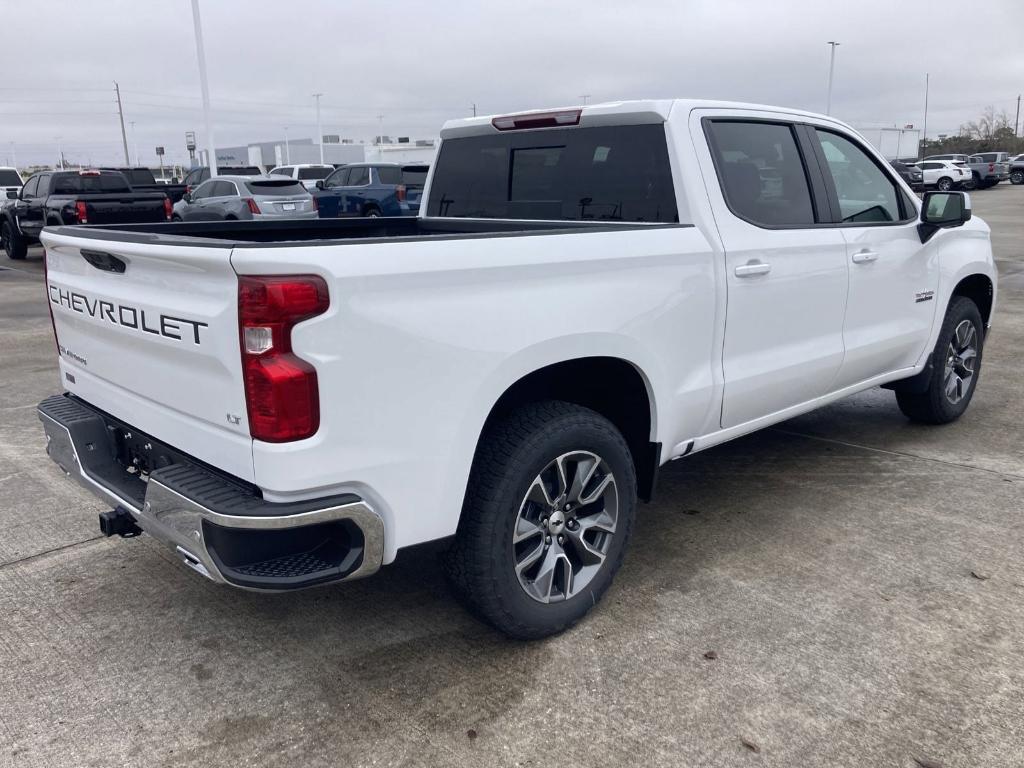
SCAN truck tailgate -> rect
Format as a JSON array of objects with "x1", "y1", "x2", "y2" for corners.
[
  {"x1": 82, "y1": 194, "x2": 168, "y2": 224},
  {"x1": 40, "y1": 229, "x2": 254, "y2": 481}
]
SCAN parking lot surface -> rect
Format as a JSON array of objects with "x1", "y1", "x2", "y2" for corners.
[{"x1": 2, "y1": 189, "x2": 1022, "y2": 768}]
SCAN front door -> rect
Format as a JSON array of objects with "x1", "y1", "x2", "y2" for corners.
[
  {"x1": 698, "y1": 116, "x2": 850, "y2": 429},
  {"x1": 809, "y1": 128, "x2": 940, "y2": 388}
]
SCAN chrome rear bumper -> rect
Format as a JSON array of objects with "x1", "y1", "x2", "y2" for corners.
[{"x1": 38, "y1": 394, "x2": 384, "y2": 590}]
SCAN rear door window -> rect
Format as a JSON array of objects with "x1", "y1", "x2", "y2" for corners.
[
  {"x1": 426, "y1": 124, "x2": 678, "y2": 222},
  {"x1": 347, "y1": 167, "x2": 370, "y2": 186},
  {"x1": 705, "y1": 120, "x2": 815, "y2": 227}
]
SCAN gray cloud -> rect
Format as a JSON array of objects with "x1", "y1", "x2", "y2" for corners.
[{"x1": 2, "y1": 0, "x2": 1022, "y2": 167}]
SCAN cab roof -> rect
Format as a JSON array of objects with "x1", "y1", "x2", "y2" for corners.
[{"x1": 440, "y1": 98, "x2": 844, "y2": 139}]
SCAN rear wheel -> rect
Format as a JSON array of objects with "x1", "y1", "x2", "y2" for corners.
[
  {"x1": 896, "y1": 297, "x2": 984, "y2": 424},
  {"x1": 445, "y1": 401, "x2": 637, "y2": 639},
  {"x1": 1010, "y1": 169, "x2": 1024, "y2": 185},
  {"x1": 936, "y1": 176, "x2": 954, "y2": 192},
  {"x1": 1, "y1": 221, "x2": 27, "y2": 260},
  {"x1": 363, "y1": 206, "x2": 381, "y2": 218}
]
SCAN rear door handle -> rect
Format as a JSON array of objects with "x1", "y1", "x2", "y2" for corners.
[
  {"x1": 852, "y1": 250, "x2": 879, "y2": 264},
  {"x1": 734, "y1": 261, "x2": 772, "y2": 277}
]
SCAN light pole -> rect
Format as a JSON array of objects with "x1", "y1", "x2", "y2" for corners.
[
  {"x1": 826, "y1": 41, "x2": 840, "y2": 115},
  {"x1": 190, "y1": 0, "x2": 217, "y2": 176},
  {"x1": 283, "y1": 126, "x2": 290, "y2": 164},
  {"x1": 377, "y1": 114, "x2": 384, "y2": 145},
  {"x1": 9, "y1": 142, "x2": 15, "y2": 171},
  {"x1": 313, "y1": 93, "x2": 324, "y2": 164},
  {"x1": 921, "y1": 73, "x2": 930, "y2": 158},
  {"x1": 55, "y1": 136, "x2": 64, "y2": 170},
  {"x1": 130, "y1": 121, "x2": 139, "y2": 166}
]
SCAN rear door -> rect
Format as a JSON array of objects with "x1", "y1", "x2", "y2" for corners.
[
  {"x1": 41, "y1": 230, "x2": 254, "y2": 480},
  {"x1": 697, "y1": 114, "x2": 849, "y2": 429},
  {"x1": 808, "y1": 127, "x2": 939, "y2": 388}
]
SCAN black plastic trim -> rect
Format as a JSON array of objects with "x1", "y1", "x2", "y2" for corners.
[{"x1": 38, "y1": 393, "x2": 360, "y2": 518}]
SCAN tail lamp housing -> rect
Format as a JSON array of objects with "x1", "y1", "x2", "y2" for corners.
[
  {"x1": 245, "y1": 198, "x2": 261, "y2": 215},
  {"x1": 74, "y1": 201, "x2": 88, "y2": 223},
  {"x1": 238, "y1": 275, "x2": 329, "y2": 442},
  {"x1": 164, "y1": 197, "x2": 173, "y2": 220}
]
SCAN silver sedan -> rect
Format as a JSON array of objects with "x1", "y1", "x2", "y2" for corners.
[{"x1": 172, "y1": 175, "x2": 317, "y2": 221}]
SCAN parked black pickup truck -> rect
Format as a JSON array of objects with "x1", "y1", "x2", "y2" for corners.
[
  {"x1": 101, "y1": 167, "x2": 189, "y2": 204},
  {"x1": 1, "y1": 170, "x2": 170, "y2": 260}
]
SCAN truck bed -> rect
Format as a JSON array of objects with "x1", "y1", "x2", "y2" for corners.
[{"x1": 47, "y1": 216, "x2": 679, "y2": 248}]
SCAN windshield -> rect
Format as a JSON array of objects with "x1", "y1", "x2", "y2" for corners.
[
  {"x1": 427, "y1": 124, "x2": 677, "y2": 222},
  {"x1": 51, "y1": 173, "x2": 132, "y2": 194},
  {"x1": 0, "y1": 170, "x2": 22, "y2": 186},
  {"x1": 246, "y1": 180, "x2": 309, "y2": 196}
]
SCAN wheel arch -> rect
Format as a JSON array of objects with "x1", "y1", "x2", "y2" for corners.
[
  {"x1": 476, "y1": 356, "x2": 661, "y2": 502},
  {"x1": 951, "y1": 272, "x2": 994, "y2": 330}
]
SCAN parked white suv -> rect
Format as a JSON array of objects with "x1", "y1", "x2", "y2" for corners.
[
  {"x1": 37, "y1": 100, "x2": 995, "y2": 638},
  {"x1": 268, "y1": 163, "x2": 335, "y2": 191},
  {"x1": 915, "y1": 159, "x2": 971, "y2": 191}
]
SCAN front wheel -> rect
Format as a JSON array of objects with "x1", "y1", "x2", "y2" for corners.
[
  {"x1": 1010, "y1": 169, "x2": 1024, "y2": 185},
  {"x1": 896, "y1": 297, "x2": 984, "y2": 424},
  {"x1": 1, "y1": 221, "x2": 27, "y2": 260},
  {"x1": 445, "y1": 401, "x2": 637, "y2": 639},
  {"x1": 936, "y1": 177, "x2": 954, "y2": 192}
]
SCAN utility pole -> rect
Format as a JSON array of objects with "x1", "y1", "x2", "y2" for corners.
[
  {"x1": 579, "y1": 94, "x2": 591, "y2": 105},
  {"x1": 313, "y1": 93, "x2": 324, "y2": 163},
  {"x1": 825, "y1": 41, "x2": 840, "y2": 115},
  {"x1": 9, "y1": 142, "x2": 15, "y2": 171},
  {"x1": 283, "y1": 126, "x2": 290, "y2": 163},
  {"x1": 55, "y1": 137, "x2": 64, "y2": 170},
  {"x1": 921, "y1": 73, "x2": 930, "y2": 158},
  {"x1": 471, "y1": 103, "x2": 477, "y2": 117},
  {"x1": 114, "y1": 81, "x2": 130, "y2": 165},
  {"x1": 190, "y1": 0, "x2": 217, "y2": 176},
  {"x1": 1015, "y1": 94, "x2": 1021, "y2": 137},
  {"x1": 377, "y1": 113, "x2": 384, "y2": 145}
]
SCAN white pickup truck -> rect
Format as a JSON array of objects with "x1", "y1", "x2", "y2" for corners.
[{"x1": 38, "y1": 100, "x2": 996, "y2": 639}]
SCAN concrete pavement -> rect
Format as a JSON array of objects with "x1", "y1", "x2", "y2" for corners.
[{"x1": 1, "y1": 188, "x2": 1022, "y2": 767}]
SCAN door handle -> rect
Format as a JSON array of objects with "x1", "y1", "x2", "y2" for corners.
[
  {"x1": 734, "y1": 261, "x2": 772, "y2": 277},
  {"x1": 852, "y1": 250, "x2": 879, "y2": 264}
]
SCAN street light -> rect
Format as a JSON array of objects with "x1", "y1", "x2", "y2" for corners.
[
  {"x1": 190, "y1": 0, "x2": 217, "y2": 176},
  {"x1": 826, "y1": 41, "x2": 840, "y2": 115},
  {"x1": 313, "y1": 94, "x2": 324, "y2": 164},
  {"x1": 283, "y1": 126, "x2": 290, "y2": 164}
]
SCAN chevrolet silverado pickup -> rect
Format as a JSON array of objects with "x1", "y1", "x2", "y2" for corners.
[
  {"x1": 2, "y1": 170, "x2": 171, "y2": 260},
  {"x1": 37, "y1": 100, "x2": 996, "y2": 639}
]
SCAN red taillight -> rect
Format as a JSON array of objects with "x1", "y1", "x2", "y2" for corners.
[
  {"x1": 74, "y1": 200, "x2": 88, "y2": 223},
  {"x1": 164, "y1": 197, "x2": 173, "y2": 220},
  {"x1": 311, "y1": 195, "x2": 319, "y2": 213},
  {"x1": 989, "y1": 163, "x2": 995, "y2": 172},
  {"x1": 245, "y1": 198, "x2": 261, "y2": 215},
  {"x1": 492, "y1": 109, "x2": 582, "y2": 131},
  {"x1": 185, "y1": 184, "x2": 191, "y2": 194},
  {"x1": 395, "y1": 184, "x2": 406, "y2": 202},
  {"x1": 43, "y1": 251, "x2": 60, "y2": 353},
  {"x1": 238, "y1": 275, "x2": 329, "y2": 442}
]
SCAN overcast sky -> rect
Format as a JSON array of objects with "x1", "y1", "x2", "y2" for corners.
[{"x1": 2, "y1": 0, "x2": 1023, "y2": 167}]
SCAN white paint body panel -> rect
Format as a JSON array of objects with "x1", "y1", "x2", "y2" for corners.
[{"x1": 40, "y1": 99, "x2": 997, "y2": 565}]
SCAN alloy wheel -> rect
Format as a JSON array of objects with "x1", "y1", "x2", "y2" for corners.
[
  {"x1": 512, "y1": 450, "x2": 618, "y2": 604},
  {"x1": 944, "y1": 319, "x2": 978, "y2": 404}
]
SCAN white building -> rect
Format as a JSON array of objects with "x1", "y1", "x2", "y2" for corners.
[{"x1": 200, "y1": 136, "x2": 437, "y2": 169}]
